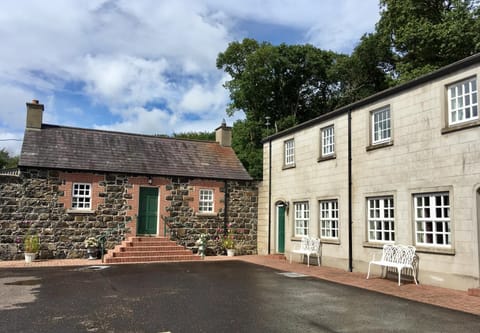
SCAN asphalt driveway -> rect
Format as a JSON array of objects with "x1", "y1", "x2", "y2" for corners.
[{"x1": 1, "y1": 261, "x2": 479, "y2": 332}]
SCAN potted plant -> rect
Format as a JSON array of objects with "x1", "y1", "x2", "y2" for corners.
[
  {"x1": 195, "y1": 233, "x2": 208, "y2": 259},
  {"x1": 24, "y1": 234, "x2": 40, "y2": 263},
  {"x1": 84, "y1": 237, "x2": 99, "y2": 260},
  {"x1": 222, "y1": 226, "x2": 236, "y2": 257}
]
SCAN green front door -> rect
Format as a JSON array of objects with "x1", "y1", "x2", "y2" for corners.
[
  {"x1": 138, "y1": 187, "x2": 159, "y2": 235},
  {"x1": 277, "y1": 205, "x2": 285, "y2": 253}
]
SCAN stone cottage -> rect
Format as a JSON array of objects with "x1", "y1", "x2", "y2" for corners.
[{"x1": 0, "y1": 100, "x2": 257, "y2": 262}]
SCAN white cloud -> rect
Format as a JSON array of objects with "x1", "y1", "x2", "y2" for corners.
[
  {"x1": 82, "y1": 54, "x2": 171, "y2": 107},
  {"x1": 94, "y1": 106, "x2": 174, "y2": 135},
  {"x1": 0, "y1": 0, "x2": 380, "y2": 152},
  {"x1": 179, "y1": 76, "x2": 229, "y2": 113},
  {"x1": 0, "y1": 129, "x2": 24, "y2": 155}
]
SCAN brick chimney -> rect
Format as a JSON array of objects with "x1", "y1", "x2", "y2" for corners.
[
  {"x1": 215, "y1": 119, "x2": 232, "y2": 147},
  {"x1": 26, "y1": 99, "x2": 44, "y2": 130}
]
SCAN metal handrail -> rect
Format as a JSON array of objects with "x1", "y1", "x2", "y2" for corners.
[{"x1": 96, "y1": 226, "x2": 126, "y2": 263}]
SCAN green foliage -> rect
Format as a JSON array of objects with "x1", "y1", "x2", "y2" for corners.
[
  {"x1": 24, "y1": 234, "x2": 40, "y2": 253},
  {"x1": 334, "y1": 33, "x2": 395, "y2": 105},
  {"x1": 0, "y1": 149, "x2": 18, "y2": 169},
  {"x1": 173, "y1": 131, "x2": 215, "y2": 141},
  {"x1": 231, "y1": 119, "x2": 265, "y2": 179},
  {"x1": 217, "y1": 39, "x2": 363, "y2": 178},
  {"x1": 376, "y1": 0, "x2": 480, "y2": 81},
  {"x1": 217, "y1": 39, "x2": 345, "y2": 124}
]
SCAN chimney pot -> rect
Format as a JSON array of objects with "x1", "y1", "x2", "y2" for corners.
[
  {"x1": 26, "y1": 99, "x2": 44, "y2": 130},
  {"x1": 215, "y1": 120, "x2": 232, "y2": 147}
]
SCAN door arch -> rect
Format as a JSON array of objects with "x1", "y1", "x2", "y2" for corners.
[{"x1": 275, "y1": 200, "x2": 288, "y2": 253}]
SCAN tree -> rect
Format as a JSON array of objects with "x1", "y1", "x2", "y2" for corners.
[
  {"x1": 173, "y1": 131, "x2": 215, "y2": 141},
  {"x1": 0, "y1": 149, "x2": 18, "y2": 169},
  {"x1": 217, "y1": 39, "x2": 347, "y2": 178},
  {"x1": 333, "y1": 33, "x2": 394, "y2": 106},
  {"x1": 376, "y1": 0, "x2": 480, "y2": 81}
]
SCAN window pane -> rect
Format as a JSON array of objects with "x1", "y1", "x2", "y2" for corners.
[{"x1": 448, "y1": 78, "x2": 478, "y2": 125}]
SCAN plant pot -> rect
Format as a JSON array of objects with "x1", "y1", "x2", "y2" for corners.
[
  {"x1": 24, "y1": 252, "x2": 36, "y2": 263},
  {"x1": 227, "y1": 249, "x2": 235, "y2": 257},
  {"x1": 86, "y1": 247, "x2": 98, "y2": 260}
]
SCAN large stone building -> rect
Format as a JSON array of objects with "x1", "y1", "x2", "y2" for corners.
[
  {"x1": 258, "y1": 53, "x2": 480, "y2": 291},
  {"x1": 0, "y1": 101, "x2": 257, "y2": 261}
]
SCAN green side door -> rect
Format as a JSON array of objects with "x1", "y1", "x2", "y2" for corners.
[
  {"x1": 277, "y1": 205, "x2": 285, "y2": 253},
  {"x1": 138, "y1": 187, "x2": 159, "y2": 235}
]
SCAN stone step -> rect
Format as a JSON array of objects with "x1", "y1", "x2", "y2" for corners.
[
  {"x1": 104, "y1": 236, "x2": 198, "y2": 264},
  {"x1": 123, "y1": 241, "x2": 178, "y2": 247},
  {"x1": 127, "y1": 237, "x2": 170, "y2": 243},
  {"x1": 104, "y1": 255, "x2": 200, "y2": 264},
  {"x1": 112, "y1": 250, "x2": 194, "y2": 257},
  {"x1": 119, "y1": 246, "x2": 182, "y2": 252}
]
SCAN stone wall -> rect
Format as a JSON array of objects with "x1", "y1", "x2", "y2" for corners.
[
  {"x1": 0, "y1": 169, "x2": 258, "y2": 259},
  {"x1": 164, "y1": 177, "x2": 258, "y2": 255},
  {"x1": 0, "y1": 170, "x2": 130, "y2": 260}
]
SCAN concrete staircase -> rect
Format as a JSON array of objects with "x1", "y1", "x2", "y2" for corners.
[{"x1": 104, "y1": 236, "x2": 200, "y2": 264}]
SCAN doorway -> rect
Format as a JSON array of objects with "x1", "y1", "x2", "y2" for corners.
[
  {"x1": 276, "y1": 204, "x2": 286, "y2": 253},
  {"x1": 138, "y1": 187, "x2": 159, "y2": 235}
]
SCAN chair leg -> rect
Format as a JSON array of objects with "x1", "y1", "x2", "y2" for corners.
[{"x1": 412, "y1": 268, "x2": 418, "y2": 285}]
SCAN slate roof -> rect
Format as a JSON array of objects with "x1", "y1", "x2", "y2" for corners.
[{"x1": 19, "y1": 124, "x2": 252, "y2": 181}]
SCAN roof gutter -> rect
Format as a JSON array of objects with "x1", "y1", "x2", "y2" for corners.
[
  {"x1": 348, "y1": 109, "x2": 353, "y2": 272},
  {"x1": 267, "y1": 138, "x2": 272, "y2": 254}
]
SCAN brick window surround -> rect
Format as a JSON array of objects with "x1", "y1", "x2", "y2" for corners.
[{"x1": 58, "y1": 172, "x2": 103, "y2": 212}]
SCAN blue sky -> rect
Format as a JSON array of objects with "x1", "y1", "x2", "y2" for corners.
[{"x1": 0, "y1": 0, "x2": 380, "y2": 155}]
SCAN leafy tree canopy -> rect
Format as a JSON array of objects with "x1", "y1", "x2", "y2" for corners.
[
  {"x1": 377, "y1": 0, "x2": 480, "y2": 81},
  {"x1": 173, "y1": 131, "x2": 215, "y2": 141},
  {"x1": 0, "y1": 149, "x2": 18, "y2": 169}
]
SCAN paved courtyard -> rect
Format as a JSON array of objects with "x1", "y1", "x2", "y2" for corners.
[{"x1": 1, "y1": 260, "x2": 479, "y2": 332}]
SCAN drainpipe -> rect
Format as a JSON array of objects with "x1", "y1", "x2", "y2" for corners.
[
  {"x1": 224, "y1": 180, "x2": 229, "y2": 233},
  {"x1": 268, "y1": 138, "x2": 272, "y2": 254},
  {"x1": 348, "y1": 109, "x2": 353, "y2": 272}
]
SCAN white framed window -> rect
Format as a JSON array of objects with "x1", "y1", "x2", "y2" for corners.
[
  {"x1": 199, "y1": 189, "x2": 214, "y2": 213},
  {"x1": 284, "y1": 139, "x2": 295, "y2": 166},
  {"x1": 414, "y1": 192, "x2": 451, "y2": 247},
  {"x1": 448, "y1": 77, "x2": 478, "y2": 125},
  {"x1": 72, "y1": 183, "x2": 91, "y2": 209},
  {"x1": 319, "y1": 200, "x2": 338, "y2": 239},
  {"x1": 367, "y1": 196, "x2": 394, "y2": 242},
  {"x1": 294, "y1": 201, "x2": 309, "y2": 237},
  {"x1": 321, "y1": 126, "x2": 335, "y2": 157},
  {"x1": 371, "y1": 107, "x2": 391, "y2": 144}
]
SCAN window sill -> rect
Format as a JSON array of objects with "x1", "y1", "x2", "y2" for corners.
[
  {"x1": 282, "y1": 164, "x2": 296, "y2": 170},
  {"x1": 67, "y1": 209, "x2": 95, "y2": 215},
  {"x1": 366, "y1": 140, "x2": 393, "y2": 152},
  {"x1": 196, "y1": 212, "x2": 217, "y2": 217},
  {"x1": 441, "y1": 120, "x2": 480, "y2": 134},
  {"x1": 317, "y1": 154, "x2": 336, "y2": 163},
  {"x1": 415, "y1": 246, "x2": 455, "y2": 256},
  {"x1": 290, "y1": 237, "x2": 304, "y2": 242},
  {"x1": 321, "y1": 238, "x2": 340, "y2": 245},
  {"x1": 363, "y1": 242, "x2": 391, "y2": 249}
]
